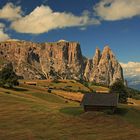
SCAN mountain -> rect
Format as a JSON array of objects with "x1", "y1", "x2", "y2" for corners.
[
  {"x1": 129, "y1": 84, "x2": 140, "y2": 90},
  {"x1": 84, "y1": 46, "x2": 124, "y2": 85},
  {"x1": 0, "y1": 40, "x2": 123, "y2": 86},
  {"x1": 125, "y1": 76, "x2": 140, "y2": 90}
]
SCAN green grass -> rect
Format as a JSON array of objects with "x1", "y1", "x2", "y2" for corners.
[
  {"x1": 19, "y1": 79, "x2": 91, "y2": 93},
  {"x1": 89, "y1": 85, "x2": 109, "y2": 92},
  {"x1": 60, "y1": 107, "x2": 84, "y2": 116},
  {"x1": 24, "y1": 91, "x2": 65, "y2": 104},
  {"x1": 0, "y1": 84, "x2": 140, "y2": 140}
]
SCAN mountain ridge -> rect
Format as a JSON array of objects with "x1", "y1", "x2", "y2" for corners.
[{"x1": 0, "y1": 40, "x2": 124, "y2": 86}]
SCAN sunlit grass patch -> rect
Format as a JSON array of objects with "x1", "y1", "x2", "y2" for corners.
[{"x1": 60, "y1": 107, "x2": 84, "y2": 116}]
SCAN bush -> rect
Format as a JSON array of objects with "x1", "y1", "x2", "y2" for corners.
[
  {"x1": 52, "y1": 79, "x2": 60, "y2": 83},
  {"x1": 0, "y1": 63, "x2": 19, "y2": 88},
  {"x1": 110, "y1": 80, "x2": 128, "y2": 103}
]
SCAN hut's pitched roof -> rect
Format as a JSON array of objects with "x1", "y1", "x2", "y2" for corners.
[{"x1": 81, "y1": 93, "x2": 118, "y2": 107}]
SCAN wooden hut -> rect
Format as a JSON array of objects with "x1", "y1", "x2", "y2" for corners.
[
  {"x1": 81, "y1": 93, "x2": 118, "y2": 112},
  {"x1": 25, "y1": 82, "x2": 37, "y2": 86}
]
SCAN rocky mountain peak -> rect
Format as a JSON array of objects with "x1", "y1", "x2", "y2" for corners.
[
  {"x1": 101, "y1": 45, "x2": 115, "y2": 60},
  {"x1": 84, "y1": 45, "x2": 124, "y2": 86},
  {"x1": 93, "y1": 47, "x2": 101, "y2": 67},
  {"x1": 103, "y1": 45, "x2": 111, "y2": 51},
  {"x1": 58, "y1": 39, "x2": 68, "y2": 42},
  {"x1": 0, "y1": 40, "x2": 124, "y2": 86}
]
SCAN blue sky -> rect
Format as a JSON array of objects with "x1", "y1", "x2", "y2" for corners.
[{"x1": 0, "y1": 0, "x2": 140, "y2": 65}]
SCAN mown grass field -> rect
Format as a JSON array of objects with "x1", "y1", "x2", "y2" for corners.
[
  {"x1": 20, "y1": 79, "x2": 91, "y2": 93},
  {"x1": 0, "y1": 82, "x2": 140, "y2": 140}
]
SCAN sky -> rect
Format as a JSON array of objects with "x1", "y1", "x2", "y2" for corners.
[{"x1": 0, "y1": 0, "x2": 140, "y2": 77}]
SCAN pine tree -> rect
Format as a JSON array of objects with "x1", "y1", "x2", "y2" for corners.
[
  {"x1": 110, "y1": 80, "x2": 128, "y2": 103},
  {"x1": 0, "y1": 63, "x2": 19, "y2": 88}
]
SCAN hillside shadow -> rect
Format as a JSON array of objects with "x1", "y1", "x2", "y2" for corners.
[
  {"x1": 114, "y1": 107, "x2": 129, "y2": 116},
  {"x1": 60, "y1": 106, "x2": 129, "y2": 116},
  {"x1": 10, "y1": 87, "x2": 28, "y2": 92}
]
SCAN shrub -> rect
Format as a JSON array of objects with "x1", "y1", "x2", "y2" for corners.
[{"x1": 52, "y1": 79, "x2": 60, "y2": 83}]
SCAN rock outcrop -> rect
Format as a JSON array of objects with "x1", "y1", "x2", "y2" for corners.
[
  {"x1": 0, "y1": 40, "x2": 84, "y2": 80},
  {"x1": 84, "y1": 59, "x2": 93, "y2": 81},
  {"x1": 84, "y1": 46, "x2": 124, "y2": 85},
  {"x1": 93, "y1": 47, "x2": 101, "y2": 68},
  {"x1": 0, "y1": 40, "x2": 123, "y2": 85}
]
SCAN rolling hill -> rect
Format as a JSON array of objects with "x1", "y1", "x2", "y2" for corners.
[{"x1": 0, "y1": 82, "x2": 140, "y2": 140}]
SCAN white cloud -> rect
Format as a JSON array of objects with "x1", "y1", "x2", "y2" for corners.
[
  {"x1": 0, "y1": 3, "x2": 22, "y2": 21},
  {"x1": 11, "y1": 5, "x2": 100, "y2": 34},
  {"x1": 0, "y1": 23, "x2": 10, "y2": 41},
  {"x1": 94, "y1": 0, "x2": 140, "y2": 21},
  {"x1": 43, "y1": 0, "x2": 48, "y2": 5},
  {"x1": 120, "y1": 62, "x2": 140, "y2": 77},
  {"x1": 79, "y1": 27, "x2": 87, "y2": 31}
]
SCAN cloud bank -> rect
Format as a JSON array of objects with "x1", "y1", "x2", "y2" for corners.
[
  {"x1": 0, "y1": 1, "x2": 140, "y2": 35},
  {"x1": 10, "y1": 5, "x2": 100, "y2": 34},
  {"x1": 120, "y1": 62, "x2": 140, "y2": 77},
  {"x1": 0, "y1": 3, "x2": 22, "y2": 21},
  {"x1": 94, "y1": 0, "x2": 140, "y2": 21},
  {"x1": 0, "y1": 23, "x2": 10, "y2": 41}
]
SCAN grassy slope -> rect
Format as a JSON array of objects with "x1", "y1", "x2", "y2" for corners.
[
  {"x1": 0, "y1": 84, "x2": 140, "y2": 140},
  {"x1": 19, "y1": 79, "x2": 107, "y2": 92},
  {"x1": 20, "y1": 80, "x2": 91, "y2": 93},
  {"x1": 19, "y1": 80, "x2": 109, "y2": 102}
]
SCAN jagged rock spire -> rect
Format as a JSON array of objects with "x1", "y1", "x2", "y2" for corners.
[
  {"x1": 93, "y1": 47, "x2": 101, "y2": 67},
  {"x1": 84, "y1": 45, "x2": 124, "y2": 86}
]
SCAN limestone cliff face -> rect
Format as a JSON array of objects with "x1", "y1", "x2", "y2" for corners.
[
  {"x1": 39, "y1": 41, "x2": 84, "y2": 80},
  {"x1": 84, "y1": 59, "x2": 93, "y2": 81},
  {"x1": 84, "y1": 46, "x2": 124, "y2": 85},
  {"x1": 0, "y1": 40, "x2": 44, "y2": 79},
  {"x1": 0, "y1": 40, "x2": 84, "y2": 80},
  {"x1": 0, "y1": 40, "x2": 123, "y2": 85}
]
